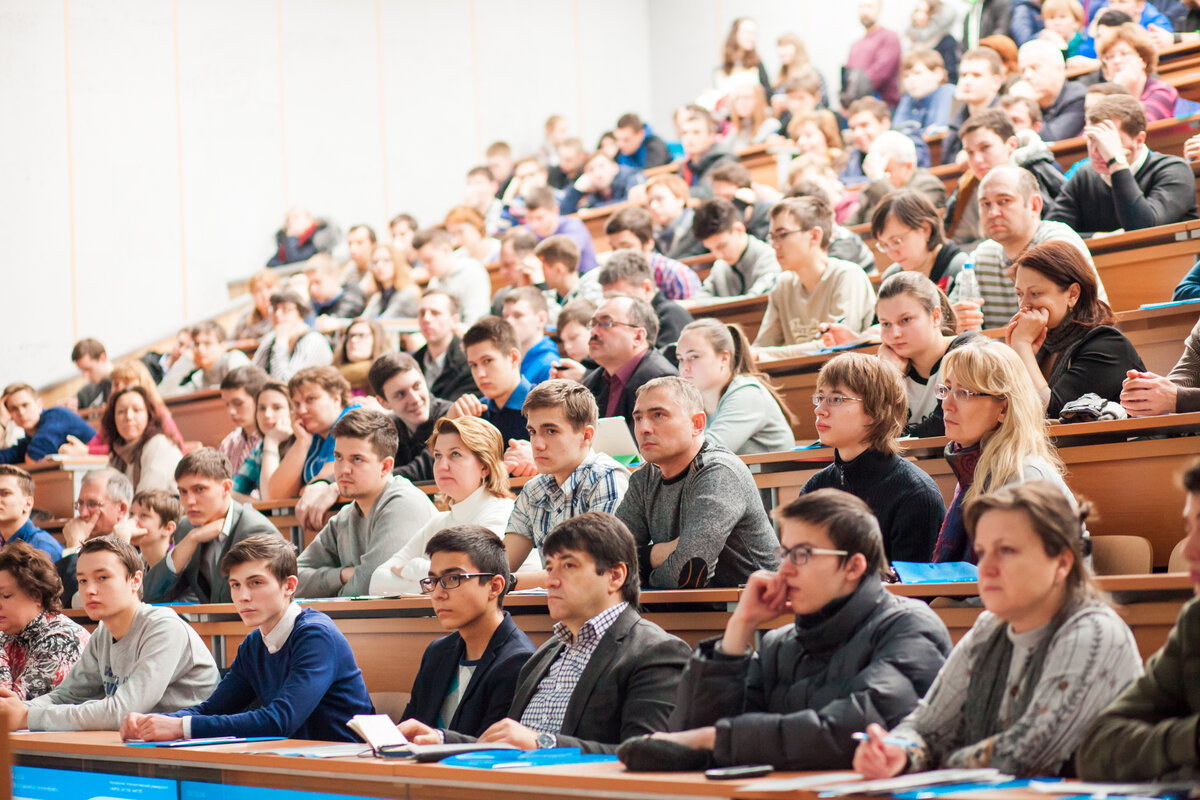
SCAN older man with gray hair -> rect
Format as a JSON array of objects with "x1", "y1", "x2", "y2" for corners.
[
  {"x1": 615, "y1": 376, "x2": 778, "y2": 590},
  {"x1": 596, "y1": 251, "x2": 694, "y2": 349},
  {"x1": 848, "y1": 131, "x2": 947, "y2": 226},
  {"x1": 950, "y1": 165, "x2": 1106, "y2": 331},
  {"x1": 1017, "y1": 39, "x2": 1085, "y2": 141},
  {"x1": 57, "y1": 468, "x2": 137, "y2": 605}
]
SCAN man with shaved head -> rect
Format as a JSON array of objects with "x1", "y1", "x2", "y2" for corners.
[
  {"x1": 614, "y1": 377, "x2": 778, "y2": 590},
  {"x1": 1017, "y1": 39, "x2": 1086, "y2": 141},
  {"x1": 950, "y1": 165, "x2": 1105, "y2": 330}
]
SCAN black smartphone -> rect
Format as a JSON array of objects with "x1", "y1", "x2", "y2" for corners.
[{"x1": 705, "y1": 764, "x2": 774, "y2": 780}]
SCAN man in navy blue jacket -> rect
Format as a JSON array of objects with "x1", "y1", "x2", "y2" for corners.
[
  {"x1": 0, "y1": 384, "x2": 94, "y2": 464},
  {"x1": 398, "y1": 526, "x2": 534, "y2": 738},
  {"x1": 121, "y1": 534, "x2": 374, "y2": 743}
]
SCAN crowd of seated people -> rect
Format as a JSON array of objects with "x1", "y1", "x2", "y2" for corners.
[{"x1": 6, "y1": 0, "x2": 1200, "y2": 784}]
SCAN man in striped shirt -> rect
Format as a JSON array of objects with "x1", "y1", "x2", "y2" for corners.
[{"x1": 951, "y1": 165, "x2": 1106, "y2": 330}]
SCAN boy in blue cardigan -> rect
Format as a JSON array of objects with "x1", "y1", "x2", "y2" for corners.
[
  {"x1": 398, "y1": 525, "x2": 534, "y2": 739},
  {"x1": 120, "y1": 534, "x2": 374, "y2": 742}
]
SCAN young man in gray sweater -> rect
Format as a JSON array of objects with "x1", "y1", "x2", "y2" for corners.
[
  {"x1": 0, "y1": 536, "x2": 219, "y2": 731},
  {"x1": 296, "y1": 409, "x2": 436, "y2": 598},
  {"x1": 615, "y1": 377, "x2": 780, "y2": 589}
]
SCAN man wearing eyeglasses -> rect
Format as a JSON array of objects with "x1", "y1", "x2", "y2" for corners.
[
  {"x1": 551, "y1": 295, "x2": 677, "y2": 436},
  {"x1": 621, "y1": 490, "x2": 951, "y2": 772},
  {"x1": 752, "y1": 196, "x2": 876, "y2": 361},
  {"x1": 397, "y1": 526, "x2": 534, "y2": 739},
  {"x1": 57, "y1": 468, "x2": 136, "y2": 605}
]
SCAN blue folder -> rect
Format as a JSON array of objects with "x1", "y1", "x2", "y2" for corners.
[{"x1": 892, "y1": 561, "x2": 978, "y2": 584}]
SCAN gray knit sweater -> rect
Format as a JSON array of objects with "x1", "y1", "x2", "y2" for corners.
[
  {"x1": 615, "y1": 440, "x2": 780, "y2": 588},
  {"x1": 25, "y1": 604, "x2": 219, "y2": 731}
]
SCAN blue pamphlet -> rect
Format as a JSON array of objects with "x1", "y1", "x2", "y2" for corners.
[
  {"x1": 892, "y1": 561, "x2": 978, "y2": 584},
  {"x1": 440, "y1": 747, "x2": 618, "y2": 769}
]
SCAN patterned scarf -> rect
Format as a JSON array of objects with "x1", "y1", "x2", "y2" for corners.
[{"x1": 931, "y1": 441, "x2": 982, "y2": 562}]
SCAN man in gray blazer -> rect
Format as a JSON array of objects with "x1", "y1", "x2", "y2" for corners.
[
  {"x1": 403, "y1": 512, "x2": 691, "y2": 754},
  {"x1": 143, "y1": 448, "x2": 280, "y2": 604}
]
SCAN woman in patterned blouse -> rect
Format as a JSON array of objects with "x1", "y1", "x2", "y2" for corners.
[
  {"x1": 853, "y1": 481, "x2": 1142, "y2": 778},
  {"x1": 0, "y1": 541, "x2": 89, "y2": 699}
]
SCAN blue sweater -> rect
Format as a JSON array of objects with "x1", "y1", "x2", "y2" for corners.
[
  {"x1": 6, "y1": 519, "x2": 63, "y2": 561},
  {"x1": 0, "y1": 407, "x2": 95, "y2": 464},
  {"x1": 520, "y1": 337, "x2": 559, "y2": 385},
  {"x1": 167, "y1": 607, "x2": 373, "y2": 741}
]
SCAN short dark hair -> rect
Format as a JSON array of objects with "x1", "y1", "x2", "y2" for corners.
[
  {"x1": 412, "y1": 227, "x2": 453, "y2": 251},
  {"x1": 597, "y1": 250, "x2": 654, "y2": 288},
  {"x1": 501, "y1": 227, "x2": 539, "y2": 255},
  {"x1": 421, "y1": 289, "x2": 461, "y2": 316},
  {"x1": 847, "y1": 96, "x2": 891, "y2": 122},
  {"x1": 79, "y1": 535, "x2": 145, "y2": 587},
  {"x1": 348, "y1": 224, "x2": 377, "y2": 243},
  {"x1": 71, "y1": 338, "x2": 106, "y2": 361},
  {"x1": 534, "y1": 235, "x2": 580, "y2": 271},
  {"x1": 463, "y1": 315, "x2": 520, "y2": 356},
  {"x1": 870, "y1": 189, "x2": 946, "y2": 252},
  {"x1": 219, "y1": 365, "x2": 269, "y2": 396},
  {"x1": 367, "y1": 351, "x2": 422, "y2": 398},
  {"x1": 174, "y1": 446, "x2": 232, "y2": 483},
  {"x1": 710, "y1": 161, "x2": 753, "y2": 189},
  {"x1": 1086, "y1": 94, "x2": 1147, "y2": 138},
  {"x1": 501, "y1": 286, "x2": 549, "y2": 315},
  {"x1": 288, "y1": 366, "x2": 351, "y2": 406},
  {"x1": 524, "y1": 186, "x2": 560, "y2": 213},
  {"x1": 270, "y1": 288, "x2": 312, "y2": 317},
  {"x1": 959, "y1": 108, "x2": 1016, "y2": 143},
  {"x1": 999, "y1": 94, "x2": 1043, "y2": 125},
  {"x1": 389, "y1": 213, "x2": 418, "y2": 232},
  {"x1": 615, "y1": 112, "x2": 643, "y2": 131},
  {"x1": 190, "y1": 320, "x2": 227, "y2": 342},
  {"x1": 1183, "y1": 459, "x2": 1200, "y2": 493},
  {"x1": 604, "y1": 206, "x2": 655, "y2": 246},
  {"x1": 960, "y1": 47, "x2": 1003, "y2": 75},
  {"x1": 426, "y1": 525, "x2": 513, "y2": 607},
  {"x1": 522, "y1": 379, "x2": 598, "y2": 432},
  {"x1": 774, "y1": 489, "x2": 888, "y2": 576},
  {"x1": 0, "y1": 541, "x2": 64, "y2": 614},
  {"x1": 770, "y1": 196, "x2": 833, "y2": 250},
  {"x1": 131, "y1": 489, "x2": 182, "y2": 528},
  {"x1": 221, "y1": 533, "x2": 296, "y2": 583},
  {"x1": 543, "y1": 512, "x2": 639, "y2": 605},
  {"x1": 692, "y1": 198, "x2": 743, "y2": 241},
  {"x1": 331, "y1": 408, "x2": 399, "y2": 461},
  {"x1": 0, "y1": 465, "x2": 34, "y2": 497},
  {"x1": 1095, "y1": 8, "x2": 1133, "y2": 27},
  {"x1": 1086, "y1": 81, "x2": 1133, "y2": 98},
  {"x1": 556, "y1": 298, "x2": 596, "y2": 332}
]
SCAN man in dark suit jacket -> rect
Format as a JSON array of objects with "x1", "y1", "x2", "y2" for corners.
[
  {"x1": 414, "y1": 291, "x2": 476, "y2": 402},
  {"x1": 143, "y1": 448, "x2": 280, "y2": 604},
  {"x1": 398, "y1": 528, "x2": 534, "y2": 738},
  {"x1": 403, "y1": 512, "x2": 691, "y2": 754},
  {"x1": 555, "y1": 296, "x2": 677, "y2": 436}
]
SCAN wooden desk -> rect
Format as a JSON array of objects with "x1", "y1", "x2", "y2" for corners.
[
  {"x1": 165, "y1": 389, "x2": 234, "y2": 449},
  {"x1": 1086, "y1": 219, "x2": 1200, "y2": 313},
  {"x1": 12, "y1": 732, "x2": 783, "y2": 800},
  {"x1": 25, "y1": 456, "x2": 109, "y2": 518}
]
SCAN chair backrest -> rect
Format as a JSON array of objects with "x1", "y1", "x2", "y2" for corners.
[
  {"x1": 1168, "y1": 537, "x2": 1190, "y2": 573},
  {"x1": 1090, "y1": 535, "x2": 1154, "y2": 576}
]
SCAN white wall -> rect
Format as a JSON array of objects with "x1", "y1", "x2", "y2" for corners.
[{"x1": 9, "y1": 0, "x2": 957, "y2": 391}]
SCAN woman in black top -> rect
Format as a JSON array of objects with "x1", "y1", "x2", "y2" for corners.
[
  {"x1": 871, "y1": 189, "x2": 967, "y2": 295},
  {"x1": 1007, "y1": 239, "x2": 1144, "y2": 417}
]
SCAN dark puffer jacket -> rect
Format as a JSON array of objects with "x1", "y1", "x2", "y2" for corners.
[{"x1": 667, "y1": 575, "x2": 952, "y2": 769}]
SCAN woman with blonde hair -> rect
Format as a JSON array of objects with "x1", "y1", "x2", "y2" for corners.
[
  {"x1": 676, "y1": 319, "x2": 794, "y2": 455},
  {"x1": 932, "y1": 340, "x2": 1074, "y2": 562},
  {"x1": 723, "y1": 84, "x2": 780, "y2": 150},
  {"x1": 369, "y1": 417, "x2": 535, "y2": 594},
  {"x1": 232, "y1": 269, "x2": 280, "y2": 342},
  {"x1": 61, "y1": 359, "x2": 183, "y2": 456},
  {"x1": 362, "y1": 243, "x2": 418, "y2": 319},
  {"x1": 855, "y1": 481, "x2": 1141, "y2": 778}
]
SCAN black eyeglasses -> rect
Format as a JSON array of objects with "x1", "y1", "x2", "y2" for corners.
[
  {"x1": 587, "y1": 318, "x2": 641, "y2": 331},
  {"x1": 774, "y1": 543, "x2": 848, "y2": 566},
  {"x1": 418, "y1": 572, "x2": 496, "y2": 593},
  {"x1": 765, "y1": 229, "x2": 803, "y2": 244}
]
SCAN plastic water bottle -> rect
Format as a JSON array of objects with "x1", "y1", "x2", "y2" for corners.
[{"x1": 956, "y1": 261, "x2": 984, "y2": 331}]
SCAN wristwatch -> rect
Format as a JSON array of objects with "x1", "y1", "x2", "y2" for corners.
[{"x1": 536, "y1": 732, "x2": 556, "y2": 749}]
